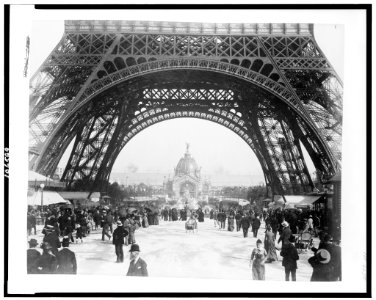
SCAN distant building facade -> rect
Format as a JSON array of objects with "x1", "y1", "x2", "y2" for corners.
[{"x1": 164, "y1": 144, "x2": 210, "y2": 204}]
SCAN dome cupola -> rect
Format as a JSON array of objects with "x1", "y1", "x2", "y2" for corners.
[{"x1": 175, "y1": 144, "x2": 200, "y2": 178}]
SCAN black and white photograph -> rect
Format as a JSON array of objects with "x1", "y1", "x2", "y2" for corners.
[{"x1": 4, "y1": 4, "x2": 369, "y2": 296}]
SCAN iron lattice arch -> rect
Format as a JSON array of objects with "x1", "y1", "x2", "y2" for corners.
[{"x1": 29, "y1": 20, "x2": 342, "y2": 195}]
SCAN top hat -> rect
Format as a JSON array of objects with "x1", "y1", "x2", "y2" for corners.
[
  {"x1": 129, "y1": 244, "x2": 141, "y2": 252},
  {"x1": 117, "y1": 220, "x2": 123, "y2": 226},
  {"x1": 28, "y1": 239, "x2": 38, "y2": 247},
  {"x1": 281, "y1": 221, "x2": 289, "y2": 227},
  {"x1": 316, "y1": 249, "x2": 331, "y2": 264}
]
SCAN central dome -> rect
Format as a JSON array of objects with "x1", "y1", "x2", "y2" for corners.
[{"x1": 175, "y1": 144, "x2": 200, "y2": 178}]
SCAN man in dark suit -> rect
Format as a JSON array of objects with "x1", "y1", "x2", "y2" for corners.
[
  {"x1": 126, "y1": 244, "x2": 148, "y2": 276},
  {"x1": 43, "y1": 225, "x2": 61, "y2": 255},
  {"x1": 36, "y1": 242, "x2": 58, "y2": 274},
  {"x1": 113, "y1": 221, "x2": 129, "y2": 263},
  {"x1": 240, "y1": 214, "x2": 251, "y2": 238},
  {"x1": 56, "y1": 237, "x2": 77, "y2": 274},
  {"x1": 27, "y1": 239, "x2": 41, "y2": 274},
  {"x1": 235, "y1": 210, "x2": 243, "y2": 232},
  {"x1": 252, "y1": 215, "x2": 261, "y2": 238},
  {"x1": 280, "y1": 235, "x2": 299, "y2": 281}
]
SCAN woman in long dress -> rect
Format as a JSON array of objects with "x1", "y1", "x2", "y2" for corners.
[
  {"x1": 250, "y1": 239, "x2": 267, "y2": 280},
  {"x1": 142, "y1": 210, "x2": 149, "y2": 228},
  {"x1": 264, "y1": 225, "x2": 278, "y2": 262},
  {"x1": 227, "y1": 211, "x2": 235, "y2": 231}
]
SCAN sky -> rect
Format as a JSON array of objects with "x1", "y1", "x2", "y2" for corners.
[{"x1": 28, "y1": 16, "x2": 344, "y2": 184}]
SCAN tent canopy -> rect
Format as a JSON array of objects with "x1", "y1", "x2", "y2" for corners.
[
  {"x1": 268, "y1": 195, "x2": 321, "y2": 208},
  {"x1": 28, "y1": 190, "x2": 70, "y2": 206},
  {"x1": 58, "y1": 191, "x2": 100, "y2": 201},
  {"x1": 293, "y1": 196, "x2": 321, "y2": 207}
]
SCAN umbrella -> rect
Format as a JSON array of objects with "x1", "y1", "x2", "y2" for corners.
[
  {"x1": 127, "y1": 207, "x2": 138, "y2": 213},
  {"x1": 238, "y1": 199, "x2": 250, "y2": 207}
]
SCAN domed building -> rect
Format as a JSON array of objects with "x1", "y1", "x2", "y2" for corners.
[{"x1": 164, "y1": 144, "x2": 210, "y2": 206}]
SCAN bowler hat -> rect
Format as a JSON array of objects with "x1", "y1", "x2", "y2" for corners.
[
  {"x1": 129, "y1": 244, "x2": 141, "y2": 252},
  {"x1": 256, "y1": 239, "x2": 262, "y2": 244},
  {"x1": 117, "y1": 220, "x2": 123, "y2": 226},
  {"x1": 28, "y1": 239, "x2": 38, "y2": 247},
  {"x1": 316, "y1": 249, "x2": 331, "y2": 264}
]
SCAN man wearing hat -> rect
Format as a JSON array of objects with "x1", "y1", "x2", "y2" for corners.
[
  {"x1": 113, "y1": 221, "x2": 129, "y2": 263},
  {"x1": 36, "y1": 242, "x2": 58, "y2": 274},
  {"x1": 312, "y1": 234, "x2": 341, "y2": 281},
  {"x1": 56, "y1": 237, "x2": 77, "y2": 274},
  {"x1": 240, "y1": 213, "x2": 251, "y2": 238},
  {"x1": 280, "y1": 235, "x2": 299, "y2": 281},
  {"x1": 308, "y1": 248, "x2": 332, "y2": 281},
  {"x1": 27, "y1": 239, "x2": 41, "y2": 274},
  {"x1": 252, "y1": 215, "x2": 261, "y2": 238},
  {"x1": 126, "y1": 244, "x2": 148, "y2": 276},
  {"x1": 278, "y1": 221, "x2": 292, "y2": 249},
  {"x1": 43, "y1": 224, "x2": 61, "y2": 255}
]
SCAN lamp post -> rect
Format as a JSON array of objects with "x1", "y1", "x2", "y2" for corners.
[{"x1": 40, "y1": 183, "x2": 45, "y2": 212}]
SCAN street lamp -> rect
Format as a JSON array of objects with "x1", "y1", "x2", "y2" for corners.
[{"x1": 40, "y1": 183, "x2": 45, "y2": 212}]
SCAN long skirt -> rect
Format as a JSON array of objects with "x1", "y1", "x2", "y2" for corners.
[
  {"x1": 142, "y1": 216, "x2": 149, "y2": 228},
  {"x1": 252, "y1": 263, "x2": 265, "y2": 280},
  {"x1": 266, "y1": 244, "x2": 278, "y2": 262},
  {"x1": 228, "y1": 218, "x2": 234, "y2": 231}
]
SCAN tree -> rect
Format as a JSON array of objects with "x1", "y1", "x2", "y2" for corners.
[{"x1": 247, "y1": 184, "x2": 267, "y2": 211}]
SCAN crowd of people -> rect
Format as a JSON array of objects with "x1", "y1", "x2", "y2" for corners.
[
  {"x1": 27, "y1": 205, "x2": 152, "y2": 275},
  {"x1": 209, "y1": 206, "x2": 341, "y2": 281},
  {"x1": 27, "y1": 204, "x2": 341, "y2": 281}
]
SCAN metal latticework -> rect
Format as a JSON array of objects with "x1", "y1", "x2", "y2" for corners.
[{"x1": 29, "y1": 20, "x2": 342, "y2": 194}]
